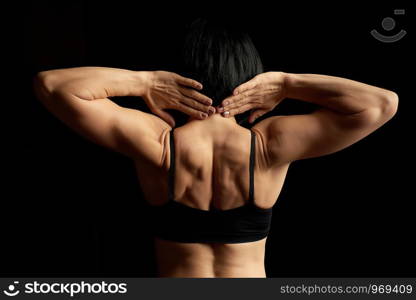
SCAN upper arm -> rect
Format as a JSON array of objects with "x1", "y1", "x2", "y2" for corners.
[
  {"x1": 37, "y1": 90, "x2": 171, "y2": 165},
  {"x1": 253, "y1": 105, "x2": 397, "y2": 166}
]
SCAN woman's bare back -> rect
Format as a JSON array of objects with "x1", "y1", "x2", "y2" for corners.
[{"x1": 132, "y1": 115, "x2": 291, "y2": 277}]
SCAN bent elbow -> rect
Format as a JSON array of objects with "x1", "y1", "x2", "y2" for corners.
[
  {"x1": 33, "y1": 71, "x2": 58, "y2": 95},
  {"x1": 380, "y1": 90, "x2": 399, "y2": 119},
  {"x1": 358, "y1": 91, "x2": 399, "y2": 127}
]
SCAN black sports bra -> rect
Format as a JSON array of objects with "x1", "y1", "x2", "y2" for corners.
[{"x1": 146, "y1": 128, "x2": 273, "y2": 244}]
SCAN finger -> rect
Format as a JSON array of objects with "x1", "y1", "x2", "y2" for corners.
[
  {"x1": 221, "y1": 90, "x2": 256, "y2": 109},
  {"x1": 178, "y1": 94, "x2": 213, "y2": 114},
  {"x1": 222, "y1": 103, "x2": 254, "y2": 118},
  {"x1": 180, "y1": 88, "x2": 213, "y2": 105},
  {"x1": 233, "y1": 79, "x2": 258, "y2": 95},
  {"x1": 175, "y1": 75, "x2": 203, "y2": 90},
  {"x1": 176, "y1": 99, "x2": 209, "y2": 119},
  {"x1": 221, "y1": 96, "x2": 252, "y2": 111}
]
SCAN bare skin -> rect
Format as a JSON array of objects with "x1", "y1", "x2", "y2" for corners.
[
  {"x1": 33, "y1": 67, "x2": 398, "y2": 277},
  {"x1": 137, "y1": 112, "x2": 289, "y2": 277}
]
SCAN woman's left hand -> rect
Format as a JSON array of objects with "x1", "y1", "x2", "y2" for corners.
[{"x1": 141, "y1": 71, "x2": 215, "y2": 127}]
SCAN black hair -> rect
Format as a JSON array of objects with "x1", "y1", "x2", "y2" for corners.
[{"x1": 180, "y1": 17, "x2": 264, "y2": 127}]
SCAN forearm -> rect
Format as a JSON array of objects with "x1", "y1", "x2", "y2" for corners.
[
  {"x1": 283, "y1": 73, "x2": 398, "y2": 114},
  {"x1": 34, "y1": 67, "x2": 148, "y2": 100}
]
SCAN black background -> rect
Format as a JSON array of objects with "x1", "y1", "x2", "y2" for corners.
[{"x1": 3, "y1": 1, "x2": 413, "y2": 277}]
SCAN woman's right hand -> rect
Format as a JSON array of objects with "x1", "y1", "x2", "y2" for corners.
[{"x1": 218, "y1": 72, "x2": 287, "y2": 123}]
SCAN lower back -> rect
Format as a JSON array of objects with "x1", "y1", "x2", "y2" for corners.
[{"x1": 154, "y1": 236, "x2": 268, "y2": 278}]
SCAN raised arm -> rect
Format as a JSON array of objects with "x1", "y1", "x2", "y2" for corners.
[
  {"x1": 33, "y1": 67, "x2": 214, "y2": 162},
  {"x1": 34, "y1": 67, "x2": 146, "y2": 156},
  {"x1": 219, "y1": 72, "x2": 398, "y2": 166}
]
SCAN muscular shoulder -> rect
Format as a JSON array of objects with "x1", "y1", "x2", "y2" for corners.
[
  {"x1": 115, "y1": 107, "x2": 172, "y2": 165},
  {"x1": 251, "y1": 119, "x2": 274, "y2": 169}
]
